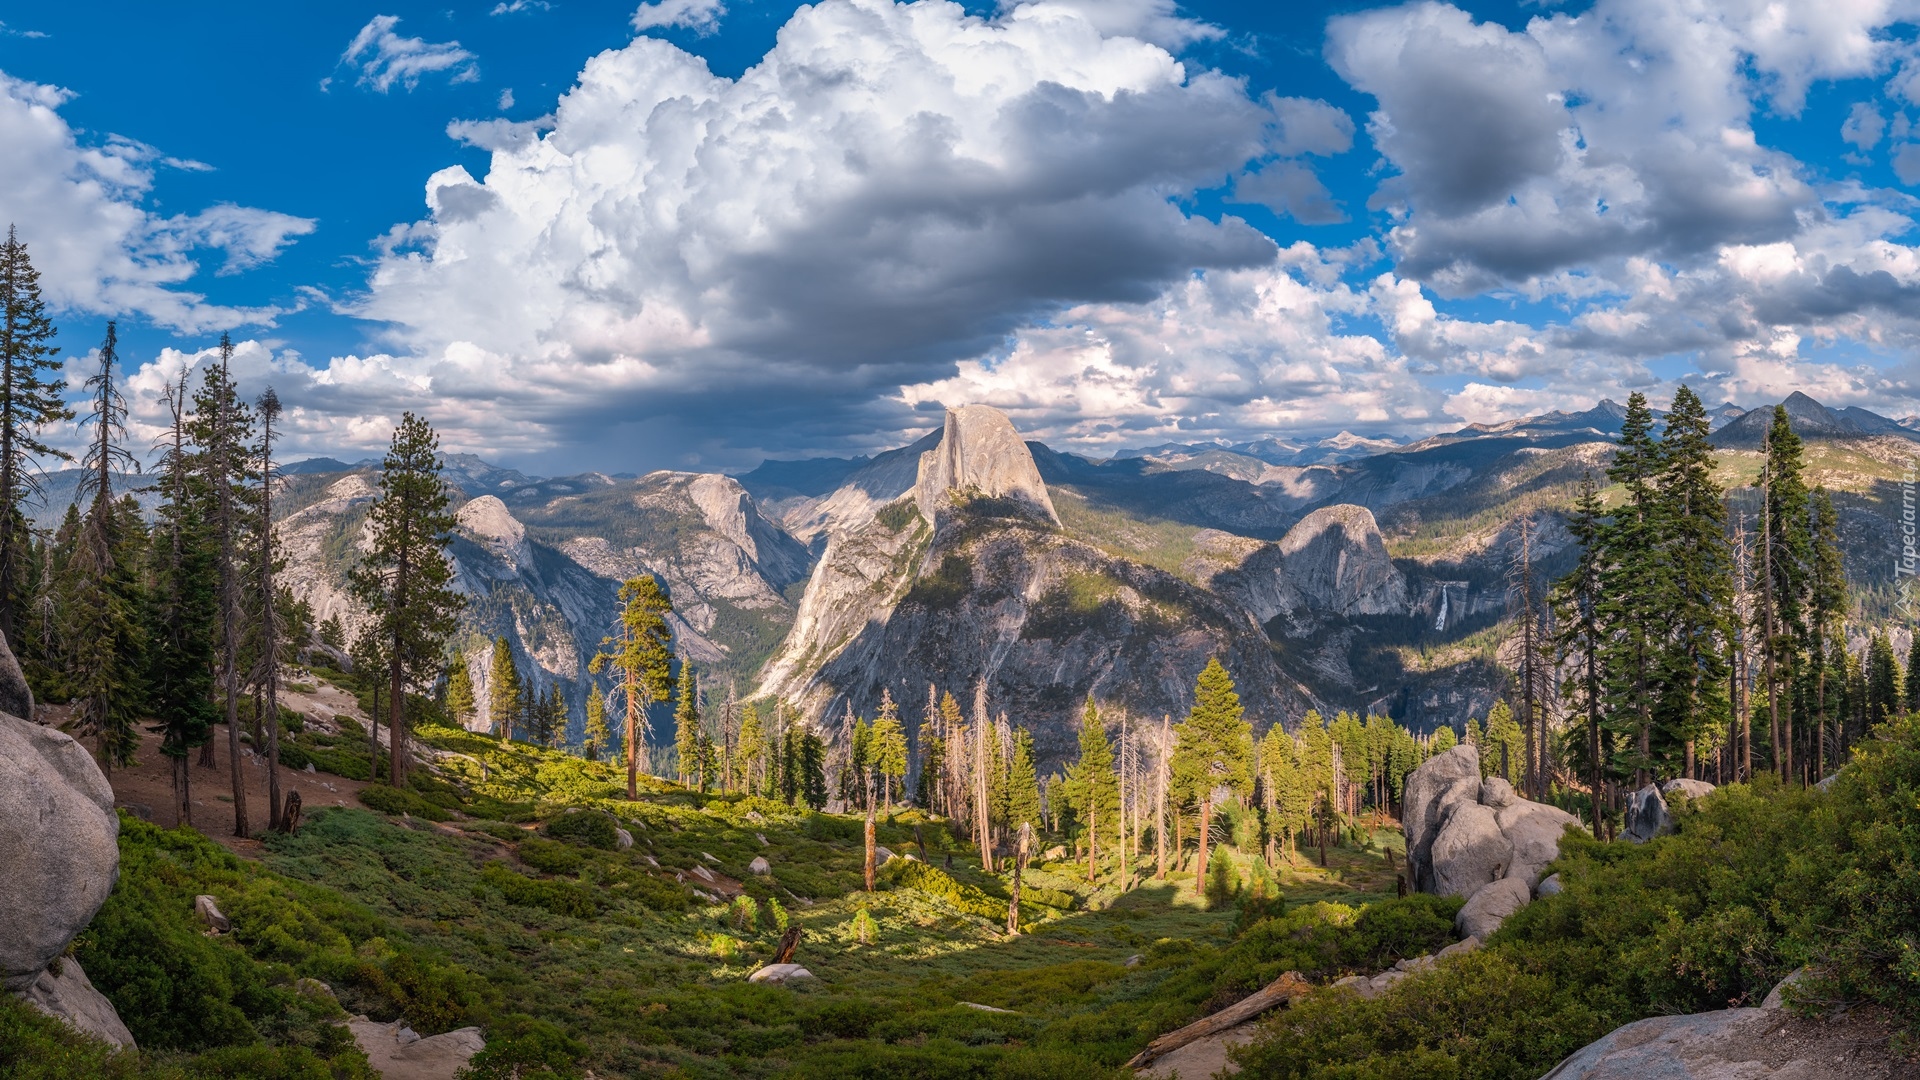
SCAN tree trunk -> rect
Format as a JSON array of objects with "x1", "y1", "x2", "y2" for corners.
[
  {"x1": 389, "y1": 655, "x2": 406, "y2": 788},
  {"x1": 863, "y1": 786, "x2": 877, "y2": 893},
  {"x1": 1193, "y1": 797, "x2": 1211, "y2": 897},
  {"x1": 625, "y1": 676, "x2": 640, "y2": 800},
  {"x1": 1006, "y1": 822, "x2": 1030, "y2": 935}
]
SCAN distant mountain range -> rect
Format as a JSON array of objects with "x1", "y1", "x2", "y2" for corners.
[{"x1": 226, "y1": 391, "x2": 1920, "y2": 767}]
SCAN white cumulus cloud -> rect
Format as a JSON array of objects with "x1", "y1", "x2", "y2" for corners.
[{"x1": 0, "y1": 72, "x2": 311, "y2": 332}]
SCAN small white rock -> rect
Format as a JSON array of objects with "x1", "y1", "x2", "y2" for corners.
[
  {"x1": 749, "y1": 856, "x2": 771, "y2": 875},
  {"x1": 748, "y1": 963, "x2": 814, "y2": 984}
]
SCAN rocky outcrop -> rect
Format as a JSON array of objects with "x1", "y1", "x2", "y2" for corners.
[
  {"x1": 0, "y1": 628, "x2": 33, "y2": 721},
  {"x1": 349, "y1": 1016, "x2": 485, "y2": 1080},
  {"x1": 1275, "y1": 505, "x2": 1407, "y2": 616},
  {"x1": 1540, "y1": 971, "x2": 1899, "y2": 1079},
  {"x1": 1624, "y1": 779, "x2": 1716, "y2": 844},
  {"x1": 1, "y1": 693, "x2": 131, "y2": 1049},
  {"x1": 22, "y1": 959, "x2": 135, "y2": 1049},
  {"x1": 0, "y1": 714, "x2": 121, "y2": 992},
  {"x1": 915, "y1": 405, "x2": 1059, "y2": 527},
  {"x1": 760, "y1": 510, "x2": 1307, "y2": 769},
  {"x1": 1401, "y1": 745, "x2": 1579, "y2": 938}
]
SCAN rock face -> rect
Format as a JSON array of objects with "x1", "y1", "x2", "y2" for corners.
[
  {"x1": 1402, "y1": 745, "x2": 1485, "y2": 895},
  {"x1": 22, "y1": 959, "x2": 135, "y2": 1050},
  {"x1": 1274, "y1": 505, "x2": 1408, "y2": 616},
  {"x1": 1456, "y1": 878, "x2": 1531, "y2": 940},
  {"x1": 1624, "y1": 784, "x2": 1673, "y2": 843},
  {"x1": 914, "y1": 405, "x2": 1059, "y2": 527},
  {"x1": 1540, "y1": 971, "x2": 1893, "y2": 1079},
  {"x1": 0, "y1": 712, "x2": 121, "y2": 993},
  {"x1": 1, "y1": 685, "x2": 132, "y2": 1050},
  {"x1": 0, "y1": 628, "x2": 34, "y2": 721},
  {"x1": 1401, "y1": 745, "x2": 1579, "y2": 938},
  {"x1": 349, "y1": 1017, "x2": 485, "y2": 1080}
]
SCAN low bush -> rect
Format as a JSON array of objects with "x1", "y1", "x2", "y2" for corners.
[
  {"x1": 356, "y1": 783, "x2": 450, "y2": 821},
  {"x1": 544, "y1": 810, "x2": 619, "y2": 850}
]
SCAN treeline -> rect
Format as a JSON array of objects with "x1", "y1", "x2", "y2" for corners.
[
  {"x1": 1539, "y1": 388, "x2": 1875, "y2": 831},
  {"x1": 0, "y1": 227, "x2": 465, "y2": 839}
]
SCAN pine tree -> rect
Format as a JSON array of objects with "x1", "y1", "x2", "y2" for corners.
[
  {"x1": 583, "y1": 683, "x2": 610, "y2": 761},
  {"x1": 1867, "y1": 633, "x2": 1901, "y2": 729},
  {"x1": 1431, "y1": 724, "x2": 1458, "y2": 753},
  {"x1": 1652, "y1": 385, "x2": 1733, "y2": 780},
  {"x1": 1005, "y1": 728, "x2": 1042, "y2": 835},
  {"x1": 1552, "y1": 471, "x2": 1607, "y2": 835},
  {"x1": 1483, "y1": 701, "x2": 1524, "y2": 784},
  {"x1": 869, "y1": 688, "x2": 909, "y2": 810},
  {"x1": 1760, "y1": 405, "x2": 1812, "y2": 780},
  {"x1": 915, "y1": 689, "x2": 943, "y2": 811},
  {"x1": 1599, "y1": 391, "x2": 1666, "y2": 786},
  {"x1": 590, "y1": 576, "x2": 674, "y2": 799},
  {"x1": 1906, "y1": 635, "x2": 1920, "y2": 716},
  {"x1": 190, "y1": 335, "x2": 256, "y2": 835},
  {"x1": 0, "y1": 226, "x2": 73, "y2": 643},
  {"x1": 252, "y1": 387, "x2": 288, "y2": 827},
  {"x1": 673, "y1": 663, "x2": 701, "y2": 788},
  {"x1": 488, "y1": 636, "x2": 519, "y2": 740},
  {"x1": 1807, "y1": 487, "x2": 1847, "y2": 779},
  {"x1": 735, "y1": 699, "x2": 764, "y2": 791},
  {"x1": 446, "y1": 657, "x2": 476, "y2": 727},
  {"x1": 800, "y1": 729, "x2": 828, "y2": 809},
  {"x1": 1066, "y1": 695, "x2": 1120, "y2": 884},
  {"x1": 347, "y1": 413, "x2": 462, "y2": 788},
  {"x1": 350, "y1": 626, "x2": 388, "y2": 768},
  {"x1": 67, "y1": 323, "x2": 143, "y2": 774},
  {"x1": 145, "y1": 368, "x2": 216, "y2": 826},
  {"x1": 1172, "y1": 660, "x2": 1253, "y2": 896},
  {"x1": 319, "y1": 613, "x2": 345, "y2": 652}
]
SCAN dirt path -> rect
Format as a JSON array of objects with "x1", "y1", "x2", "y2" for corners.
[{"x1": 48, "y1": 675, "x2": 378, "y2": 856}]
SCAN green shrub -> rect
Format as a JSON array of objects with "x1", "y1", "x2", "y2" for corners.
[
  {"x1": 543, "y1": 810, "x2": 618, "y2": 850},
  {"x1": 479, "y1": 862, "x2": 601, "y2": 918},
  {"x1": 516, "y1": 836, "x2": 585, "y2": 876},
  {"x1": 1205, "y1": 848, "x2": 1239, "y2": 910},
  {"x1": 882, "y1": 859, "x2": 1011, "y2": 923},
  {"x1": 356, "y1": 784, "x2": 450, "y2": 821}
]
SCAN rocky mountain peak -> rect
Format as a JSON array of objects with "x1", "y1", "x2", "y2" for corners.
[
  {"x1": 456, "y1": 495, "x2": 527, "y2": 551},
  {"x1": 914, "y1": 405, "x2": 1059, "y2": 527},
  {"x1": 1276, "y1": 504, "x2": 1408, "y2": 616}
]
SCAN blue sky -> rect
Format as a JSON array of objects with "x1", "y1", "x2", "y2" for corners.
[{"x1": 4, "y1": 0, "x2": 1920, "y2": 473}]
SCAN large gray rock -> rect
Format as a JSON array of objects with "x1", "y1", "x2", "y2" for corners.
[
  {"x1": 1456, "y1": 877, "x2": 1530, "y2": 939},
  {"x1": 1497, "y1": 799, "x2": 1581, "y2": 886},
  {"x1": 1429, "y1": 802, "x2": 1512, "y2": 898},
  {"x1": 23, "y1": 958, "x2": 135, "y2": 1050},
  {"x1": 0, "y1": 711, "x2": 120, "y2": 992},
  {"x1": 1623, "y1": 784, "x2": 1673, "y2": 843},
  {"x1": 1661, "y1": 778, "x2": 1716, "y2": 801},
  {"x1": 1541, "y1": 973, "x2": 1870, "y2": 1079},
  {"x1": 0, "y1": 628, "x2": 33, "y2": 722},
  {"x1": 1402, "y1": 744, "x2": 1485, "y2": 894}
]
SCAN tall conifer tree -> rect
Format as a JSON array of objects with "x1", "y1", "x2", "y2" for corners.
[
  {"x1": 347, "y1": 412, "x2": 462, "y2": 787},
  {"x1": 190, "y1": 335, "x2": 256, "y2": 836},
  {"x1": 1172, "y1": 660, "x2": 1253, "y2": 896},
  {"x1": 1067, "y1": 695, "x2": 1120, "y2": 884},
  {"x1": 146, "y1": 368, "x2": 216, "y2": 825},
  {"x1": 1653, "y1": 385, "x2": 1732, "y2": 778},
  {"x1": 0, "y1": 226, "x2": 72, "y2": 643},
  {"x1": 67, "y1": 323, "x2": 143, "y2": 774},
  {"x1": 591, "y1": 576, "x2": 674, "y2": 799}
]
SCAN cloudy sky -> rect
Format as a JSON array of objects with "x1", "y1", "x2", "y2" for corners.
[{"x1": 4, "y1": 0, "x2": 1919, "y2": 473}]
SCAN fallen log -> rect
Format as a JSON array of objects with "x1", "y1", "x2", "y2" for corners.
[{"x1": 1124, "y1": 971, "x2": 1310, "y2": 1070}]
